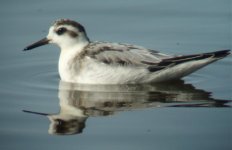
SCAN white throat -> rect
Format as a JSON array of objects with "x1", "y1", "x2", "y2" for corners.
[{"x1": 60, "y1": 40, "x2": 89, "y2": 53}]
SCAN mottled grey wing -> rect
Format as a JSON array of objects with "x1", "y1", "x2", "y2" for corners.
[
  {"x1": 86, "y1": 42, "x2": 172, "y2": 67},
  {"x1": 86, "y1": 42, "x2": 230, "y2": 72}
]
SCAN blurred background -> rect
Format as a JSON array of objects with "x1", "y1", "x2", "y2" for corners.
[{"x1": 0, "y1": 0, "x2": 231, "y2": 150}]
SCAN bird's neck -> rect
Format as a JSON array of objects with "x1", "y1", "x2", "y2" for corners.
[
  {"x1": 60, "y1": 40, "x2": 89, "y2": 54},
  {"x1": 58, "y1": 41, "x2": 90, "y2": 82}
]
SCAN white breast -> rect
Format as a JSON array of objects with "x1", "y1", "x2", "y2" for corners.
[
  {"x1": 58, "y1": 43, "x2": 88, "y2": 82},
  {"x1": 73, "y1": 57, "x2": 149, "y2": 84}
]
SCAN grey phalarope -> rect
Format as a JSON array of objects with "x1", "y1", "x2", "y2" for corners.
[{"x1": 24, "y1": 19, "x2": 230, "y2": 84}]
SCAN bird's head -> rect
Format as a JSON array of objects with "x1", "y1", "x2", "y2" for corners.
[{"x1": 24, "y1": 19, "x2": 90, "y2": 51}]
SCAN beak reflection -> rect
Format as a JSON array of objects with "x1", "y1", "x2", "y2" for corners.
[{"x1": 22, "y1": 80, "x2": 231, "y2": 135}]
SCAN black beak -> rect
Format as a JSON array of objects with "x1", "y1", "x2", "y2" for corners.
[
  {"x1": 23, "y1": 110, "x2": 50, "y2": 116},
  {"x1": 23, "y1": 37, "x2": 50, "y2": 51}
]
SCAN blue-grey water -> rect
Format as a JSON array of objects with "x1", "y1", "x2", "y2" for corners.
[{"x1": 0, "y1": 0, "x2": 231, "y2": 150}]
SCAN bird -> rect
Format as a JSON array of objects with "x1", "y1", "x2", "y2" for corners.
[{"x1": 23, "y1": 19, "x2": 230, "y2": 84}]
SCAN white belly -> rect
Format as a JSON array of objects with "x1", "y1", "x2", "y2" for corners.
[
  {"x1": 59, "y1": 54, "x2": 215, "y2": 84},
  {"x1": 59, "y1": 57, "x2": 148, "y2": 84}
]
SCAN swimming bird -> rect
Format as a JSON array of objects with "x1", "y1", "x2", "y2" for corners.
[{"x1": 24, "y1": 19, "x2": 230, "y2": 84}]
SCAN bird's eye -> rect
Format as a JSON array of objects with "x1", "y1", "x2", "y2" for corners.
[{"x1": 56, "y1": 27, "x2": 67, "y2": 35}]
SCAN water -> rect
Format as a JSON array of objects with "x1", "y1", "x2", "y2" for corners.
[{"x1": 0, "y1": 0, "x2": 231, "y2": 150}]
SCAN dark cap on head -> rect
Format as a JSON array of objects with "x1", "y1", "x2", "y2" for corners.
[{"x1": 54, "y1": 19, "x2": 86, "y2": 33}]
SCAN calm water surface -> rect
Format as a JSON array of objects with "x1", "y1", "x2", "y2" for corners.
[{"x1": 0, "y1": 0, "x2": 231, "y2": 150}]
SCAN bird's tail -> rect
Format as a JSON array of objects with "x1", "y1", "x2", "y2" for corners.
[
  {"x1": 208, "y1": 49, "x2": 231, "y2": 58},
  {"x1": 148, "y1": 49, "x2": 231, "y2": 82},
  {"x1": 160, "y1": 49, "x2": 231, "y2": 66}
]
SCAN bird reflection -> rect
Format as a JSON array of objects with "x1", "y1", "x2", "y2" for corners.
[{"x1": 23, "y1": 80, "x2": 230, "y2": 135}]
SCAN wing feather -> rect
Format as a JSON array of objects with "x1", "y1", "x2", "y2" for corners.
[
  {"x1": 83, "y1": 42, "x2": 171, "y2": 67},
  {"x1": 82, "y1": 42, "x2": 230, "y2": 73}
]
